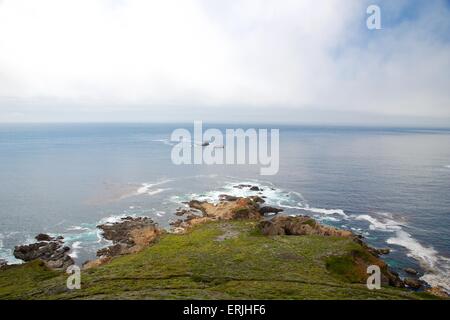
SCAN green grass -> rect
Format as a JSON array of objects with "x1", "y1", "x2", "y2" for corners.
[{"x1": 0, "y1": 221, "x2": 438, "y2": 300}]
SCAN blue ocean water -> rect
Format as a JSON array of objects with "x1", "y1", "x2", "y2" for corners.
[{"x1": 0, "y1": 123, "x2": 449, "y2": 291}]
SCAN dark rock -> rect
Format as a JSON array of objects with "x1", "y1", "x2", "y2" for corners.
[
  {"x1": 35, "y1": 233, "x2": 54, "y2": 241},
  {"x1": 404, "y1": 277, "x2": 423, "y2": 289},
  {"x1": 0, "y1": 259, "x2": 7, "y2": 269},
  {"x1": 250, "y1": 186, "x2": 261, "y2": 191},
  {"x1": 377, "y1": 248, "x2": 390, "y2": 255},
  {"x1": 219, "y1": 194, "x2": 239, "y2": 201},
  {"x1": 248, "y1": 195, "x2": 265, "y2": 203},
  {"x1": 404, "y1": 268, "x2": 418, "y2": 275},
  {"x1": 233, "y1": 184, "x2": 252, "y2": 189},
  {"x1": 170, "y1": 219, "x2": 184, "y2": 227},
  {"x1": 259, "y1": 206, "x2": 283, "y2": 215},
  {"x1": 385, "y1": 271, "x2": 404, "y2": 288},
  {"x1": 13, "y1": 237, "x2": 74, "y2": 270}
]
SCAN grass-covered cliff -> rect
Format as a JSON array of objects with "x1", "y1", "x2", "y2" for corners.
[{"x1": 0, "y1": 220, "x2": 436, "y2": 300}]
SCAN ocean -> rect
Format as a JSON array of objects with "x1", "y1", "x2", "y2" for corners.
[{"x1": 0, "y1": 123, "x2": 449, "y2": 292}]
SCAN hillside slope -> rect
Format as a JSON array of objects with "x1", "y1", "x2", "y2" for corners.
[{"x1": 0, "y1": 220, "x2": 435, "y2": 300}]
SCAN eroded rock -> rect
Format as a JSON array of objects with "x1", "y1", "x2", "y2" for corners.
[
  {"x1": 259, "y1": 215, "x2": 352, "y2": 237},
  {"x1": 13, "y1": 236, "x2": 74, "y2": 270},
  {"x1": 35, "y1": 233, "x2": 54, "y2": 241},
  {"x1": 96, "y1": 216, "x2": 160, "y2": 258},
  {"x1": 404, "y1": 277, "x2": 423, "y2": 289},
  {"x1": 259, "y1": 206, "x2": 283, "y2": 215},
  {"x1": 404, "y1": 267, "x2": 418, "y2": 275}
]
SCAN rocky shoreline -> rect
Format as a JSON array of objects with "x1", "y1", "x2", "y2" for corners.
[{"x1": 2, "y1": 184, "x2": 448, "y2": 298}]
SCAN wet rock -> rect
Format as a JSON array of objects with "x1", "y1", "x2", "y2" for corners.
[
  {"x1": 385, "y1": 270, "x2": 404, "y2": 288},
  {"x1": 404, "y1": 277, "x2": 423, "y2": 289},
  {"x1": 369, "y1": 247, "x2": 391, "y2": 256},
  {"x1": 259, "y1": 206, "x2": 283, "y2": 215},
  {"x1": 248, "y1": 195, "x2": 265, "y2": 203},
  {"x1": 259, "y1": 215, "x2": 352, "y2": 237},
  {"x1": 13, "y1": 236, "x2": 74, "y2": 270},
  {"x1": 404, "y1": 268, "x2": 418, "y2": 275},
  {"x1": 0, "y1": 259, "x2": 7, "y2": 269},
  {"x1": 250, "y1": 186, "x2": 261, "y2": 191},
  {"x1": 35, "y1": 233, "x2": 54, "y2": 241},
  {"x1": 219, "y1": 194, "x2": 240, "y2": 201},
  {"x1": 233, "y1": 184, "x2": 252, "y2": 189},
  {"x1": 170, "y1": 219, "x2": 184, "y2": 228},
  {"x1": 96, "y1": 216, "x2": 160, "y2": 258},
  {"x1": 377, "y1": 248, "x2": 390, "y2": 255}
]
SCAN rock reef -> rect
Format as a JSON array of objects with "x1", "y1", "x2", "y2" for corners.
[
  {"x1": 13, "y1": 234, "x2": 74, "y2": 270},
  {"x1": 83, "y1": 216, "x2": 160, "y2": 269}
]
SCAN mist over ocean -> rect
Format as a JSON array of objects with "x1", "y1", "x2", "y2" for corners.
[{"x1": 0, "y1": 123, "x2": 449, "y2": 291}]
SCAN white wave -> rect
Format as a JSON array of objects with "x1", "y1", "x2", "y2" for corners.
[
  {"x1": 136, "y1": 180, "x2": 172, "y2": 196},
  {"x1": 69, "y1": 241, "x2": 82, "y2": 259},
  {"x1": 152, "y1": 139, "x2": 175, "y2": 146},
  {"x1": 66, "y1": 226, "x2": 90, "y2": 232},
  {"x1": 303, "y1": 206, "x2": 348, "y2": 218},
  {"x1": 315, "y1": 215, "x2": 340, "y2": 222},
  {"x1": 387, "y1": 230, "x2": 450, "y2": 293},
  {"x1": 98, "y1": 213, "x2": 137, "y2": 225},
  {"x1": 353, "y1": 214, "x2": 402, "y2": 232}
]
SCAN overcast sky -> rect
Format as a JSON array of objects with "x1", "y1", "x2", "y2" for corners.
[{"x1": 0, "y1": 0, "x2": 449, "y2": 125}]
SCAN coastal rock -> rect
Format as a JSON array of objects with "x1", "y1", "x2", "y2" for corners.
[
  {"x1": 250, "y1": 186, "x2": 261, "y2": 191},
  {"x1": 259, "y1": 215, "x2": 352, "y2": 237},
  {"x1": 82, "y1": 256, "x2": 111, "y2": 270},
  {"x1": 169, "y1": 197, "x2": 264, "y2": 233},
  {"x1": 404, "y1": 277, "x2": 423, "y2": 289},
  {"x1": 376, "y1": 248, "x2": 391, "y2": 255},
  {"x1": 259, "y1": 206, "x2": 283, "y2": 215},
  {"x1": 219, "y1": 194, "x2": 239, "y2": 201},
  {"x1": 35, "y1": 233, "x2": 54, "y2": 241},
  {"x1": 427, "y1": 286, "x2": 449, "y2": 298},
  {"x1": 404, "y1": 267, "x2": 418, "y2": 275},
  {"x1": 249, "y1": 195, "x2": 265, "y2": 203},
  {"x1": 96, "y1": 216, "x2": 160, "y2": 258},
  {"x1": 233, "y1": 184, "x2": 252, "y2": 189},
  {"x1": 0, "y1": 259, "x2": 7, "y2": 269},
  {"x1": 13, "y1": 236, "x2": 74, "y2": 270}
]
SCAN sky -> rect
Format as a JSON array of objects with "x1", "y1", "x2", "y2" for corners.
[{"x1": 0, "y1": 0, "x2": 449, "y2": 126}]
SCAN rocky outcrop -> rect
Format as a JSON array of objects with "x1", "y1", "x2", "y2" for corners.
[
  {"x1": 0, "y1": 259, "x2": 7, "y2": 269},
  {"x1": 219, "y1": 194, "x2": 239, "y2": 201},
  {"x1": 35, "y1": 233, "x2": 54, "y2": 241},
  {"x1": 259, "y1": 215, "x2": 352, "y2": 237},
  {"x1": 375, "y1": 248, "x2": 390, "y2": 255},
  {"x1": 404, "y1": 267, "x2": 418, "y2": 275},
  {"x1": 427, "y1": 286, "x2": 449, "y2": 298},
  {"x1": 232, "y1": 184, "x2": 263, "y2": 192},
  {"x1": 187, "y1": 198, "x2": 262, "y2": 220},
  {"x1": 13, "y1": 236, "x2": 74, "y2": 270},
  {"x1": 96, "y1": 216, "x2": 160, "y2": 258},
  {"x1": 259, "y1": 206, "x2": 283, "y2": 215},
  {"x1": 404, "y1": 277, "x2": 423, "y2": 289}
]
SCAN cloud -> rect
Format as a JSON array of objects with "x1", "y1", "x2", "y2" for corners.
[{"x1": 0, "y1": 0, "x2": 449, "y2": 124}]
